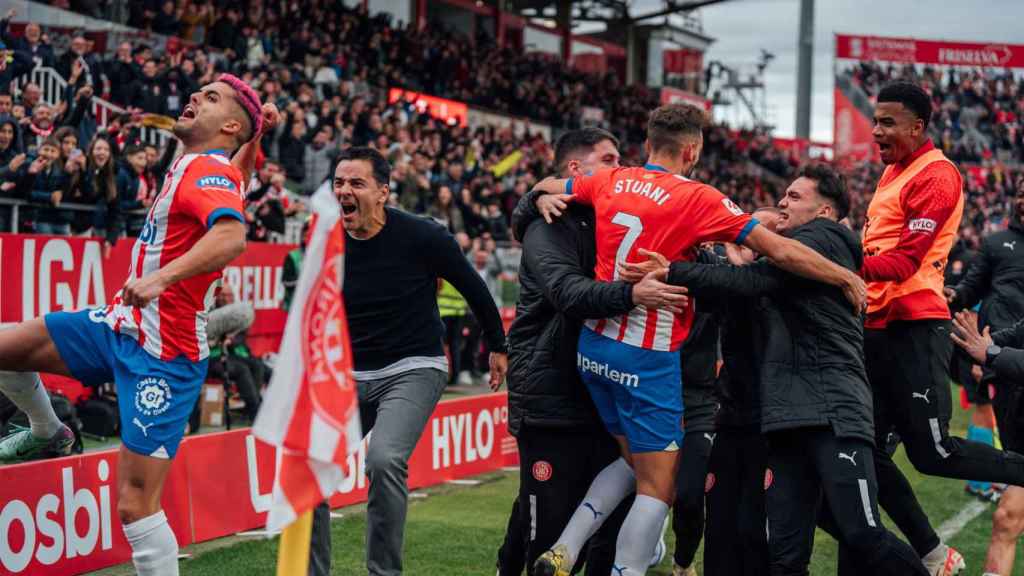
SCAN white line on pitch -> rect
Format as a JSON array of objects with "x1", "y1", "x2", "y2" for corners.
[
  {"x1": 236, "y1": 530, "x2": 281, "y2": 538},
  {"x1": 330, "y1": 512, "x2": 345, "y2": 519},
  {"x1": 936, "y1": 500, "x2": 989, "y2": 541},
  {"x1": 448, "y1": 479, "x2": 481, "y2": 486}
]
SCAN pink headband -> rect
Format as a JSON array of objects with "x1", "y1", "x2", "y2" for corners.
[{"x1": 217, "y1": 73, "x2": 263, "y2": 139}]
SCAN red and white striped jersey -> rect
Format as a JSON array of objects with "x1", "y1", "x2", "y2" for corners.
[
  {"x1": 102, "y1": 151, "x2": 245, "y2": 362},
  {"x1": 568, "y1": 164, "x2": 757, "y2": 352}
]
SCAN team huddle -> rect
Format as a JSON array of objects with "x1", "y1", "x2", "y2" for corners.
[
  {"x1": 499, "y1": 80, "x2": 1024, "y2": 576},
  {"x1": 0, "y1": 66, "x2": 1021, "y2": 576}
]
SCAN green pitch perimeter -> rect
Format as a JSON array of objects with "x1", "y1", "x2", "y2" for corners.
[{"x1": 90, "y1": 383, "x2": 1016, "y2": 575}]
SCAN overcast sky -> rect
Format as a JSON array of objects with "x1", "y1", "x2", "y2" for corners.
[{"x1": 630, "y1": 0, "x2": 1024, "y2": 142}]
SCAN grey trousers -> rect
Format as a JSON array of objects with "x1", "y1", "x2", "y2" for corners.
[{"x1": 309, "y1": 367, "x2": 447, "y2": 576}]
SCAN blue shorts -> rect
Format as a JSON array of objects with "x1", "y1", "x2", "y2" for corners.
[
  {"x1": 44, "y1": 309, "x2": 208, "y2": 459},
  {"x1": 577, "y1": 327, "x2": 684, "y2": 453}
]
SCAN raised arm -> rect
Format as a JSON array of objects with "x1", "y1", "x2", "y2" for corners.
[
  {"x1": 232, "y1": 103, "x2": 279, "y2": 186},
  {"x1": 742, "y1": 224, "x2": 865, "y2": 311},
  {"x1": 668, "y1": 258, "x2": 784, "y2": 300}
]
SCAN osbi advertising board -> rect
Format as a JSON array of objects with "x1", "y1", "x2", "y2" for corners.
[{"x1": 0, "y1": 393, "x2": 517, "y2": 575}]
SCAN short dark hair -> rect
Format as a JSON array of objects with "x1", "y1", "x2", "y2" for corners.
[
  {"x1": 647, "y1": 104, "x2": 707, "y2": 155},
  {"x1": 553, "y1": 128, "x2": 620, "y2": 171},
  {"x1": 336, "y1": 146, "x2": 391, "y2": 186},
  {"x1": 877, "y1": 81, "x2": 932, "y2": 128},
  {"x1": 799, "y1": 163, "x2": 849, "y2": 221},
  {"x1": 123, "y1": 143, "x2": 146, "y2": 157}
]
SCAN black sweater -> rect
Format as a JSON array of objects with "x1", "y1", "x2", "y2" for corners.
[
  {"x1": 506, "y1": 202, "x2": 634, "y2": 435},
  {"x1": 342, "y1": 207, "x2": 506, "y2": 372},
  {"x1": 669, "y1": 218, "x2": 873, "y2": 443},
  {"x1": 992, "y1": 318, "x2": 1024, "y2": 383}
]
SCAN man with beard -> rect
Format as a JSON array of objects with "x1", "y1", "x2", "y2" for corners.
[
  {"x1": 496, "y1": 128, "x2": 688, "y2": 575},
  {"x1": 0, "y1": 75, "x2": 272, "y2": 575}
]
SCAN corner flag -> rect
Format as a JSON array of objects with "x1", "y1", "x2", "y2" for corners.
[{"x1": 252, "y1": 186, "x2": 361, "y2": 569}]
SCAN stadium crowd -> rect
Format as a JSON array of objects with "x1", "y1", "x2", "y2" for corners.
[{"x1": 1, "y1": 4, "x2": 1019, "y2": 261}]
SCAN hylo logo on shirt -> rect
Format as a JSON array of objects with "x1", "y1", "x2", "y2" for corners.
[
  {"x1": 721, "y1": 197, "x2": 744, "y2": 216},
  {"x1": 196, "y1": 175, "x2": 236, "y2": 190},
  {"x1": 908, "y1": 218, "x2": 937, "y2": 233}
]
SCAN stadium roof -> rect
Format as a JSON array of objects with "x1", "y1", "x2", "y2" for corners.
[{"x1": 505, "y1": 0, "x2": 733, "y2": 26}]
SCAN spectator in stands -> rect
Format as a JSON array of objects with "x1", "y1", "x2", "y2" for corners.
[
  {"x1": 115, "y1": 144, "x2": 148, "y2": 237},
  {"x1": 0, "y1": 91, "x2": 12, "y2": 118},
  {"x1": 179, "y1": 2, "x2": 216, "y2": 45},
  {"x1": 22, "y1": 104, "x2": 54, "y2": 153},
  {"x1": 0, "y1": 116, "x2": 26, "y2": 232},
  {"x1": 15, "y1": 138, "x2": 69, "y2": 235},
  {"x1": 1, "y1": 11, "x2": 54, "y2": 69},
  {"x1": 303, "y1": 124, "x2": 338, "y2": 195},
  {"x1": 207, "y1": 7, "x2": 245, "y2": 58},
  {"x1": 129, "y1": 59, "x2": 168, "y2": 116},
  {"x1": 68, "y1": 135, "x2": 116, "y2": 238},
  {"x1": 162, "y1": 51, "x2": 199, "y2": 118},
  {"x1": 16, "y1": 82, "x2": 41, "y2": 117},
  {"x1": 53, "y1": 126, "x2": 79, "y2": 166},
  {"x1": 0, "y1": 39, "x2": 32, "y2": 89},
  {"x1": 426, "y1": 185, "x2": 464, "y2": 235},
  {"x1": 277, "y1": 114, "x2": 308, "y2": 187},
  {"x1": 56, "y1": 33, "x2": 101, "y2": 89},
  {"x1": 104, "y1": 42, "x2": 139, "y2": 107},
  {"x1": 151, "y1": 1, "x2": 182, "y2": 37}
]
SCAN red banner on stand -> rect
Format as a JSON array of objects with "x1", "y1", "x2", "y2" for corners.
[{"x1": 836, "y1": 34, "x2": 1024, "y2": 68}]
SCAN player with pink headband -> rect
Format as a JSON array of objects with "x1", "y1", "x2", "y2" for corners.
[{"x1": 0, "y1": 73, "x2": 277, "y2": 576}]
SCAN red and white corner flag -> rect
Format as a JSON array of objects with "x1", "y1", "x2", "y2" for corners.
[{"x1": 253, "y1": 186, "x2": 361, "y2": 532}]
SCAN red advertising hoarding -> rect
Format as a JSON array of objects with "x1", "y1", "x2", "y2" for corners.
[
  {"x1": 0, "y1": 392, "x2": 518, "y2": 575},
  {"x1": 387, "y1": 88, "x2": 469, "y2": 127},
  {"x1": 836, "y1": 34, "x2": 1024, "y2": 68},
  {"x1": 0, "y1": 234, "x2": 291, "y2": 356}
]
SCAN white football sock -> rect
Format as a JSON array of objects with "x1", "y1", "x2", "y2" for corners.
[
  {"x1": 0, "y1": 371, "x2": 61, "y2": 438},
  {"x1": 556, "y1": 457, "x2": 636, "y2": 563},
  {"x1": 921, "y1": 542, "x2": 946, "y2": 567},
  {"x1": 124, "y1": 510, "x2": 179, "y2": 575},
  {"x1": 612, "y1": 494, "x2": 670, "y2": 576}
]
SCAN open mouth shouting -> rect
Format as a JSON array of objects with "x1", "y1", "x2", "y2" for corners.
[
  {"x1": 179, "y1": 105, "x2": 197, "y2": 121},
  {"x1": 340, "y1": 199, "x2": 358, "y2": 216}
]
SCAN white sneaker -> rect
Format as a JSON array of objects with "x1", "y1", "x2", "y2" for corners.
[
  {"x1": 457, "y1": 371, "x2": 474, "y2": 386},
  {"x1": 922, "y1": 544, "x2": 965, "y2": 576}
]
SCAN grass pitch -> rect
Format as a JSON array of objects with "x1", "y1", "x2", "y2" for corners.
[{"x1": 92, "y1": 384, "x2": 1017, "y2": 575}]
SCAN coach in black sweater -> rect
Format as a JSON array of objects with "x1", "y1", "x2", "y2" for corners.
[{"x1": 309, "y1": 147, "x2": 507, "y2": 576}]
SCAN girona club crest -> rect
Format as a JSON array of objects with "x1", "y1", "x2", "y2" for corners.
[{"x1": 301, "y1": 221, "x2": 357, "y2": 430}]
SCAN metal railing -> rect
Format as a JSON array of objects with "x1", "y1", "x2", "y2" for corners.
[
  {"x1": 0, "y1": 197, "x2": 144, "y2": 234},
  {"x1": 11, "y1": 66, "x2": 169, "y2": 148}
]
